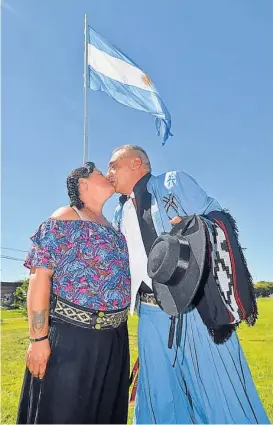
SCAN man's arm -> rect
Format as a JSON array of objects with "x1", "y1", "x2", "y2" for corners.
[{"x1": 175, "y1": 170, "x2": 222, "y2": 216}]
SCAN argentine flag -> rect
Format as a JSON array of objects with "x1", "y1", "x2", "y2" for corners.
[{"x1": 88, "y1": 26, "x2": 172, "y2": 144}]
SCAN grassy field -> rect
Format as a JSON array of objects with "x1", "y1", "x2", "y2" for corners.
[{"x1": 1, "y1": 299, "x2": 272, "y2": 424}]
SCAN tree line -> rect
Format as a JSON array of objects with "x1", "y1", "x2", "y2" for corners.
[{"x1": 11, "y1": 279, "x2": 273, "y2": 313}]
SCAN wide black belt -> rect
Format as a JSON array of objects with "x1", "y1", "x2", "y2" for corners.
[{"x1": 50, "y1": 294, "x2": 128, "y2": 330}]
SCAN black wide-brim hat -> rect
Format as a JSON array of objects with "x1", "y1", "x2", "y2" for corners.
[{"x1": 147, "y1": 215, "x2": 206, "y2": 316}]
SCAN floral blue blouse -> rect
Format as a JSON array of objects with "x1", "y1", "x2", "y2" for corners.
[{"x1": 25, "y1": 219, "x2": 131, "y2": 311}]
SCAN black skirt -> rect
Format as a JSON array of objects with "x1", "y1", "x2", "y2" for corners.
[{"x1": 17, "y1": 318, "x2": 130, "y2": 424}]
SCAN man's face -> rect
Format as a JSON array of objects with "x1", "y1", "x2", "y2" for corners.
[{"x1": 107, "y1": 149, "x2": 137, "y2": 195}]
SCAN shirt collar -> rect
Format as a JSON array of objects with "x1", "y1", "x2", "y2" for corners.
[
  {"x1": 133, "y1": 172, "x2": 151, "y2": 200},
  {"x1": 119, "y1": 173, "x2": 152, "y2": 205}
]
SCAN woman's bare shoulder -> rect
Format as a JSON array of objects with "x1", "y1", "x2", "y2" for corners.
[{"x1": 50, "y1": 206, "x2": 79, "y2": 221}]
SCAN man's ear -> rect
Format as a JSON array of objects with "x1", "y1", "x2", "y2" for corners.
[{"x1": 132, "y1": 157, "x2": 142, "y2": 170}]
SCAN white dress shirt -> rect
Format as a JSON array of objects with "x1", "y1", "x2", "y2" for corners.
[{"x1": 120, "y1": 192, "x2": 152, "y2": 314}]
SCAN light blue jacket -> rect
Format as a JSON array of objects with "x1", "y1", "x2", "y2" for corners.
[
  {"x1": 112, "y1": 170, "x2": 222, "y2": 313},
  {"x1": 113, "y1": 170, "x2": 222, "y2": 236}
]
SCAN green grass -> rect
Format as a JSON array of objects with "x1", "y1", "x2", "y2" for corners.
[
  {"x1": 1, "y1": 300, "x2": 272, "y2": 424},
  {"x1": 237, "y1": 298, "x2": 273, "y2": 419},
  {"x1": 1, "y1": 310, "x2": 30, "y2": 425}
]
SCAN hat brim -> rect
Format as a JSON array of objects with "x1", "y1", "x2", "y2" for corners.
[{"x1": 151, "y1": 216, "x2": 206, "y2": 316}]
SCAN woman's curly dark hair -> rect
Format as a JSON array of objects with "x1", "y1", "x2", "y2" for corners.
[{"x1": 67, "y1": 162, "x2": 95, "y2": 210}]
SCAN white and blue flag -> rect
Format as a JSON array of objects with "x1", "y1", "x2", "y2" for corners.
[{"x1": 88, "y1": 26, "x2": 172, "y2": 144}]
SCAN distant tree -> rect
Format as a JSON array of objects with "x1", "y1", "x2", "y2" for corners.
[
  {"x1": 12, "y1": 279, "x2": 29, "y2": 314},
  {"x1": 254, "y1": 281, "x2": 273, "y2": 298}
]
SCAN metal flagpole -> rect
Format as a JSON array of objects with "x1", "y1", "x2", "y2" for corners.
[{"x1": 83, "y1": 13, "x2": 88, "y2": 163}]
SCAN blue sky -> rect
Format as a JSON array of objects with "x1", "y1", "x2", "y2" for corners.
[{"x1": 2, "y1": 0, "x2": 272, "y2": 282}]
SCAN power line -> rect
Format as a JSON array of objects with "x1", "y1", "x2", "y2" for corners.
[
  {"x1": 1, "y1": 255, "x2": 25, "y2": 262},
  {"x1": 1, "y1": 247, "x2": 28, "y2": 253}
]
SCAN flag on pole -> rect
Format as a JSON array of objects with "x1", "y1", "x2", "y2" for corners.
[{"x1": 87, "y1": 26, "x2": 172, "y2": 145}]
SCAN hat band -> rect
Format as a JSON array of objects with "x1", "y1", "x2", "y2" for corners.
[{"x1": 162, "y1": 237, "x2": 190, "y2": 286}]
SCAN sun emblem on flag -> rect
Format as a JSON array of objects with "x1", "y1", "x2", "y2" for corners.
[{"x1": 142, "y1": 73, "x2": 152, "y2": 87}]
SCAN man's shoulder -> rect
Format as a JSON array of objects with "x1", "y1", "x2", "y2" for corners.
[
  {"x1": 153, "y1": 170, "x2": 192, "y2": 179},
  {"x1": 112, "y1": 202, "x2": 123, "y2": 230},
  {"x1": 150, "y1": 170, "x2": 194, "y2": 188}
]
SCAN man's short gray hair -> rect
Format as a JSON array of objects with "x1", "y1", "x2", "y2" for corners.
[{"x1": 112, "y1": 145, "x2": 151, "y2": 171}]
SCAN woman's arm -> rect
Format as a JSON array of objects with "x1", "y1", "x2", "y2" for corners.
[{"x1": 26, "y1": 267, "x2": 53, "y2": 380}]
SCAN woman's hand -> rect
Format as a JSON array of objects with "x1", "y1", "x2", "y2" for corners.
[{"x1": 26, "y1": 339, "x2": 51, "y2": 380}]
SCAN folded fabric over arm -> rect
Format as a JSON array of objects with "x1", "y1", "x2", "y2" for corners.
[{"x1": 193, "y1": 210, "x2": 257, "y2": 343}]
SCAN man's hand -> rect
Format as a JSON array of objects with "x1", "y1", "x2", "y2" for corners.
[
  {"x1": 170, "y1": 216, "x2": 182, "y2": 225},
  {"x1": 26, "y1": 339, "x2": 51, "y2": 380}
]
